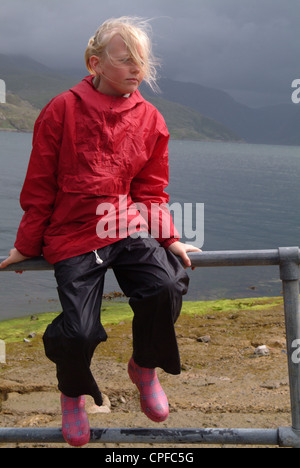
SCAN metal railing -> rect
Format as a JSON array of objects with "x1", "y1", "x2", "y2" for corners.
[{"x1": 0, "y1": 246, "x2": 300, "y2": 447}]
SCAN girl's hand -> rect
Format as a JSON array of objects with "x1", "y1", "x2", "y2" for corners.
[
  {"x1": 167, "y1": 241, "x2": 201, "y2": 269},
  {"x1": 0, "y1": 248, "x2": 30, "y2": 269}
]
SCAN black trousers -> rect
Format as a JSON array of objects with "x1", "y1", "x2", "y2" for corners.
[{"x1": 43, "y1": 236, "x2": 189, "y2": 406}]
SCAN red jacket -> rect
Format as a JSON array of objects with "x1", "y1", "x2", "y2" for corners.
[{"x1": 14, "y1": 76, "x2": 179, "y2": 264}]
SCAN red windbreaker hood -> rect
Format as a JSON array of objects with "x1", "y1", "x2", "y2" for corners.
[{"x1": 70, "y1": 75, "x2": 146, "y2": 113}]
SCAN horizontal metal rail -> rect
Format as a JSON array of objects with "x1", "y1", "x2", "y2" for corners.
[
  {"x1": 0, "y1": 427, "x2": 284, "y2": 445},
  {"x1": 1, "y1": 247, "x2": 300, "y2": 271},
  {"x1": 0, "y1": 247, "x2": 300, "y2": 447}
]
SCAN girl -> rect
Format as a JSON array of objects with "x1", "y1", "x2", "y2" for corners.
[{"x1": 0, "y1": 17, "x2": 200, "y2": 447}]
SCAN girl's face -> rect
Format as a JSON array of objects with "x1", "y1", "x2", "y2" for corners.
[{"x1": 90, "y1": 34, "x2": 145, "y2": 96}]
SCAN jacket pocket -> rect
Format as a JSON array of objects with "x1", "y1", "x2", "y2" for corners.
[{"x1": 62, "y1": 173, "x2": 131, "y2": 196}]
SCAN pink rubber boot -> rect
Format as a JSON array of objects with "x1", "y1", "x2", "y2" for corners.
[
  {"x1": 60, "y1": 394, "x2": 90, "y2": 447},
  {"x1": 128, "y1": 357, "x2": 169, "y2": 422}
]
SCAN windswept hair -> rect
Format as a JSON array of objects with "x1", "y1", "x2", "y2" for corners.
[{"x1": 85, "y1": 16, "x2": 160, "y2": 92}]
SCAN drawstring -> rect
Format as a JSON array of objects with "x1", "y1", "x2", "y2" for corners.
[{"x1": 93, "y1": 250, "x2": 103, "y2": 264}]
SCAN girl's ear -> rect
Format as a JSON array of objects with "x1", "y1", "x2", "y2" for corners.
[{"x1": 89, "y1": 55, "x2": 102, "y2": 75}]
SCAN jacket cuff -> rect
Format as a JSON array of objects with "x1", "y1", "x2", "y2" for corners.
[
  {"x1": 14, "y1": 241, "x2": 41, "y2": 259},
  {"x1": 160, "y1": 237, "x2": 179, "y2": 249}
]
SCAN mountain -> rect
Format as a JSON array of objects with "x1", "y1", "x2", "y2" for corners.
[
  {"x1": 1, "y1": 54, "x2": 299, "y2": 145},
  {"x1": 0, "y1": 54, "x2": 240, "y2": 141},
  {"x1": 0, "y1": 54, "x2": 79, "y2": 109},
  {"x1": 141, "y1": 92, "x2": 241, "y2": 142},
  {"x1": 143, "y1": 78, "x2": 300, "y2": 146},
  {"x1": 0, "y1": 93, "x2": 39, "y2": 132}
]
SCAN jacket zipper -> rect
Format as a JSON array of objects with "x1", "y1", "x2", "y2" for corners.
[{"x1": 102, "y1": 96, "x2": 116, "y2": 159}]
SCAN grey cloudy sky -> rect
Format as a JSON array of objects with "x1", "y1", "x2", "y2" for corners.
[{"x1": 0, "y1": 0, "x2": 299, "y2": 107}]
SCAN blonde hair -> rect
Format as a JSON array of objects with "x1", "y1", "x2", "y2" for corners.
[{"x1": 85, "y1": 17, "x2": 160, "y2": 92}]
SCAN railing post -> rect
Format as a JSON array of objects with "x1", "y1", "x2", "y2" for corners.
[{"x1": 279, "y1": 247, "x2": 300, "y2": 443}]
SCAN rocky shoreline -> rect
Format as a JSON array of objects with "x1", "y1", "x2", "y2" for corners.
[{"x1": 0, "y1": 299, "x2": 292, "y2": 448}]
